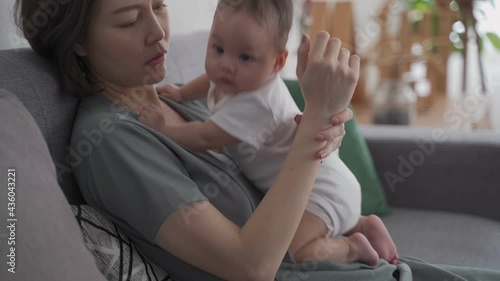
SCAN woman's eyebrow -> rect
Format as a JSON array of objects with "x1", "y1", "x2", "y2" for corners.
[{"x1": 111, "y1": 4, "x2": 141, "y2": 14}]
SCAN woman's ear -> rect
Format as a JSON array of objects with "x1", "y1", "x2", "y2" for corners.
[
  {"x1": 273, "y1": 49, "x2": 289, "y2": 72},
  {"x1": 73, "y1": 42, "x2": 87, "y2": 57}
]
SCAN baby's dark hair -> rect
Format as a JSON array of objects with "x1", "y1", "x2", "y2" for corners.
[{"x1": 217, "y1": 0, "x2": 293, "y2": 51}]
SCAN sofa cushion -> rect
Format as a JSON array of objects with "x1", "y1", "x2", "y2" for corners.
[
  {"x1": 0, "y1": 48, "x2": 83, "y2": 204},
  {"x1": 72, "y1": 205, "x2": 171, "y2": 281},
  {"x1": 383, "y1": 208, "x2": 500, "y2": 270},
  {"x1": 0, "y1": 90, "x2": 107, "y2": 281}
]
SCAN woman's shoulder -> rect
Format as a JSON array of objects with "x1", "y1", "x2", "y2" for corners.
[{"x1": 71, "y1": 95, "x2": 145, "y2": 144}]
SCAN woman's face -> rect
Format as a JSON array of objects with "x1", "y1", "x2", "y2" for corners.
[{"x1": 76, "y1": 0, "x2": 170, "y2": 89}]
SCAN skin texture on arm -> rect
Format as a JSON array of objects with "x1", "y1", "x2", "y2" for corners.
[
  {"x1": 155, "y1": 32, "x2": 360, "y2": 281},
  {"x1": 157, "y1": 73, "x2": 210, "y2": 102},
  {"x1": 154, "y1": 117, "x2": 241, "y2": 151}
]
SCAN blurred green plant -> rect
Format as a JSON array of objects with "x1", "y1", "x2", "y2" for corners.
[{"x1": 407, "y1": 0, "x2": 500, "y2": 52}]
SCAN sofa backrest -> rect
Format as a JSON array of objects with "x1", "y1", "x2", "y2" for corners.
[{"x1": 0, "y1": 48, "x2": 85, "y2": 204}]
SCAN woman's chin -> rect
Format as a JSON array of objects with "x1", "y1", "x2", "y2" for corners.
[{"x1": 142, "y1": 65, "x2": 167, "y2": 85}]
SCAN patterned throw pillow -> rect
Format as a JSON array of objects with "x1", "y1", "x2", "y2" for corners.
[{"x1": 71, "y1": 205, "x2": 172, "y2": 281}]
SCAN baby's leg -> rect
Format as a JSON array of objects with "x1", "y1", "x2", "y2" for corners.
[
  {"x1": 138, "y1": 104, "x2": 166, "y2": 130},
  {"x1": 289, "y1": 211, "x2": 379, "y2": 265},
  {"x1": 347, "y1": 215, "x2": 398, "y2": 264}
]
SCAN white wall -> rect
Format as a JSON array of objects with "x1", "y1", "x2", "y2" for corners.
[
  {"x1": 168, "y1": 0, "x2": 217, "y2": 35},
  {"x1": 0, "y1": 0, "x2": 29, "y2": 50},
  {"x1": 0, "y1": 0, "x2": 384, "y2": 51}
]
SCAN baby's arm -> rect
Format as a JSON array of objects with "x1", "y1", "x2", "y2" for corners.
[
  {"x1": 139, "y1": 104, "x2": 240, "y2": 151},
  {"x1": 157, "y1": 74, "x2": 210, "y2": 102}
]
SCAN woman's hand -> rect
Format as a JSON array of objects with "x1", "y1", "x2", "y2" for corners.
[
  {"x1": 296, "y1": 32, "x2": 360, "y2": 118},
  {"x1": 295, "y1": 108, "x2": 353, "y2": 159}
]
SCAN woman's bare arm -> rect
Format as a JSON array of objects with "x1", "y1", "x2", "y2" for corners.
[{"x1": 155, "y1": 32, "x2": 360, "y2": 281}]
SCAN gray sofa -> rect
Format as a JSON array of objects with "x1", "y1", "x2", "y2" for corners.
[{"x1": 1, "y1": 44, "x2": 500, "y2": 280}]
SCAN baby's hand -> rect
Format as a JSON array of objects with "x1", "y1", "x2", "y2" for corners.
[
  {"x1": 156, "y1": 84, "x2": 183, "y2": 102},
  {"x1": 138, "y1": 104, "x2": 166, "y2": 130}
]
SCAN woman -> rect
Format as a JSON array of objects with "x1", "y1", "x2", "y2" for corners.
[{"x1": 14, "y1": 1, "x2": 500, "y2": 281}]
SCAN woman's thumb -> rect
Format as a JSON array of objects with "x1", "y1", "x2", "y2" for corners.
[{"x1": 296, "y1": 33, "x2": 311, "y2": 79}]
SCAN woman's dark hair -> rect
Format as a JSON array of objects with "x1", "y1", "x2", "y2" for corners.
[{"x1": 14, "y1": 0, "x2": 99, "y2": 97}]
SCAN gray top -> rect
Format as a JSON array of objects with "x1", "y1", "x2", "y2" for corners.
[
  {"x1": 71, "y1": 94, "x2": 500, "y2": 281},
  {"x1": 71, "y1": 94, "x2": 267, "y2": 280}
]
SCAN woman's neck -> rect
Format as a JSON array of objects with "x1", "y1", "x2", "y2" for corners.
[{"x1": 100, "y1": 84, "x2": 161, "y2": 113}]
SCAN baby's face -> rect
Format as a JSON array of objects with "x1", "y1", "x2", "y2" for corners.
[{"x1": 205, "y1": 8, "x2": 280, "y2": 94}]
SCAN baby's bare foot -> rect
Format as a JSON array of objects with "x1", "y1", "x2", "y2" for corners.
[
  {"x1": 361, "y1": 215, "x2": 399, "y2": 264},
  {"x1": 138, "y1": 104, "x2": 166, "y2": 130},
  {"x1": 346, "y1": 233, "x2": 379, "y2": 266}
]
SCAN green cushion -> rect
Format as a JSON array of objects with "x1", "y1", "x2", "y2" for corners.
[{"x1": 283, "y1": 80, "x2": 391, "y2": 216}]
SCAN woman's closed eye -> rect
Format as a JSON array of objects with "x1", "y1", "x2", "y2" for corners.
[
  {"x1": 154, "y1": 3, "x2": 167, "y2": 12},
  {"x1": 120, "y1": 19, "x2": 139, "y2": 28},
  {"x1": 119, "y1": 2, "x2": 166, "y2": 28}
]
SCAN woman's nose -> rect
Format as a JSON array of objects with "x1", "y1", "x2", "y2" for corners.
[{"x1": 145, "y1": 15, "x2": 166, "y2": 45}]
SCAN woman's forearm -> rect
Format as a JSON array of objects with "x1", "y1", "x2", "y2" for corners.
[{"x1": 239, "y1": 111, "x2": 331, "y2": 276}]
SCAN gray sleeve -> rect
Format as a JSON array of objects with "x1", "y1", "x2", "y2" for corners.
[
  {"x1": 73, "y1": 117, "x2": 208, "y2": 243},
  {"x1": 0, "y1": 90, "x2": 107, "y2": 281}
]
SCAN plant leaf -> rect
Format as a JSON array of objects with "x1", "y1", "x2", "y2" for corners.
[{"x1": 486, "y1": 32, "x2": 500, "y2": 50}]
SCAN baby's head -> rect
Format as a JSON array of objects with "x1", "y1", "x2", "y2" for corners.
[
  {"x1": 205, "y1": 0, "x2": 293, "y2": 94},
  {"x1": 217, "y1": 0, "x2": 293, "y2": 52}
]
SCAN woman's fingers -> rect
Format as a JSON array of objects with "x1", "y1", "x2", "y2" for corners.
[
  {"x1": 310, "y1": 31, "x2": 331, "y2": 62},
  {"x1": 313, "y1": 109, "x2": 352, "y2": 159},
  {"x1": 315, "y1": 123, "x2": 345, "y2": 141},
  {"x1": 315, "y1": 123, "x2": 346, "y2": 159},
  {"x1": 324, "y1": 37, "x2": 342, "y2": 62},
  {"x1": 338, "y1": 48, "x2": 351, "y2": 67},
  {"x1": 294, "y1": 114, "x2": 302, "y2": 125},
  {"x1": 317, "y1": 135, "x2": 344, "y2": 159},
  {"x1": 330, "y1": 108, "x2": 353, "y2": 125},
  {"x1": 296, "y1": 33, "x2": 311, "y2": 79},
  {"x1": 349, "y1": 55, "x2": 361, "y2": 78}
]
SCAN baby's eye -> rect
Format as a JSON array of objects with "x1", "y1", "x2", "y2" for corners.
[
  {"x1": 215, "y1": 45, "x2": 224, "y2": 54},
  {"x1": 240, "y1": 54, "x2": 252, "y2": 62}
]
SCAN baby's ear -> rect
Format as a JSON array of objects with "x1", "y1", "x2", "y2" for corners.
[{"x1": 273, "y1": 49, "x2": 289, "y2": 72}]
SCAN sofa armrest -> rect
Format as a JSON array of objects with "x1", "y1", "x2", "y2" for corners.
[{"x1": 360, "y1": 125, "x2": 500, "y2": 222}]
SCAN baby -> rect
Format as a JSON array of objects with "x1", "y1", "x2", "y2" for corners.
[{"x1": 139, "y1": 0, "x2": 397, "y2": 265}]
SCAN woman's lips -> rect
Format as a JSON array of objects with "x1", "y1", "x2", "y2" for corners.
[{"x1": 146, "y1": 53, "x2": 166, "y2": 66}]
